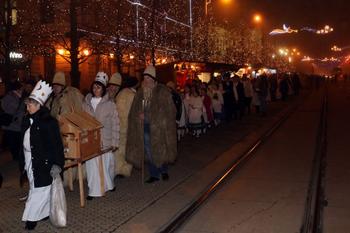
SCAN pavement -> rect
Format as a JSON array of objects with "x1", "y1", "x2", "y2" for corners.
[
  {"x1": 0, "y1": 90, "x2": 308, "y2": 233},
  {"x1": 174, "y1": 86, "x2": 324, "y2": 233},
  {"x1": 323, "y1": 81, "x2": 350, "y2": 233}
]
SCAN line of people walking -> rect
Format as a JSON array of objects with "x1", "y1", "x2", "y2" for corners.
[
  {"x1": 167, "y1": 72, "x2": 301, "y2": 140},
  {"x1": 0, "y1": 65, "x2": 176, "y2": 230},
  {"x1": 0, "y1": 67, "x2": 301, "y2": 230}
]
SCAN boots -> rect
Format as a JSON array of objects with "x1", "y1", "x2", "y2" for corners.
[{"x1": 25, "y1": 221, "x2": 37, "y2": 231}]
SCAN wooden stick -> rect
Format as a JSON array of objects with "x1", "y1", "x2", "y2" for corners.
[
  {"x1": 99, "y1": 155, "x2": 105, "y2": 196},
  {"x1": 68, "y1": 167, "x2": 74, "y2": 191},
  {"x1": 141, "y1": 100, "x2": 145, "y2": 185},
  {"x1": 78, "y1": 162, "x2": 85, "y2": 208},
  {"x1": 142, "y1": 146, "x2": 145, "y2": 185}
]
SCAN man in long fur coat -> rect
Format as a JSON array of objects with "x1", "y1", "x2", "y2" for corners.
[{"x1": 126, "y1": 65, "x2": 177, "y2": 183}]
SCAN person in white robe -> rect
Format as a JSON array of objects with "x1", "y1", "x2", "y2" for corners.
[
  {"x1": 82, "y1": 72, "x2": 119, "y2": 199},
  {"x1": 20, "y1": 80, "x2": 64, "y2": 231}
]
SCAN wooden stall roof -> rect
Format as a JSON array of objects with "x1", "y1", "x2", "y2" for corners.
[{"x1": 60, "y1": 111, "x2": 103, "y2": 131}]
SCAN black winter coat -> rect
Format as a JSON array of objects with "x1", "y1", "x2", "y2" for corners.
[
  {"x1": 19, "y1": 107, "x2": 64, "y2": 188},
  {"x1": 234, "y1": 82, "x2": 246, "y2": 103}
]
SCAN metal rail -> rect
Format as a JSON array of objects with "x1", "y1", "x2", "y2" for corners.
[
  {"x1": 157, "y1": 101, "x2": 301, "y2": 233},
  {"x1": 300, "y1": 90, "x2": 328, "y2": 233}
]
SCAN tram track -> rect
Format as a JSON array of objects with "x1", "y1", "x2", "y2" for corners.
[
  {"x1": 157, "y1": 92, "x2": 313, "y2": 233},
  {"x1": 300, "y1": 86, "x2": 328, "y2": 233}
]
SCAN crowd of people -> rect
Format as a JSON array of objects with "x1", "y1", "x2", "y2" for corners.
[
  {"x1": 0, "y1": 66, "x2": 301, "y2": 230},
  {"x1": 168, "y1": 72, "x2": 301, "y2": 140}
]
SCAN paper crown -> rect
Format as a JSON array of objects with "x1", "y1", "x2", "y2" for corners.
[
  {"x1": 29, "y1": 80, "x2": 53, "y2": 106},
  {"x1": 95, "y1": 72, "x2": 108, "y2": 86}
]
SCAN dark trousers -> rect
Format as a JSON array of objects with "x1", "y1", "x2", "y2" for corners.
[
  {"x1": 144, "y1": 124, "x2": 168, "y2": 178},
  {"x1": 3, "y1": 130, "x2": 21, "y2": 161},
  {"x1": 244, "y1": 97, "x2": 252, "y2": 114},
  {"x1": 233, "y1": 102, "x2": 244, "y2": 120}
]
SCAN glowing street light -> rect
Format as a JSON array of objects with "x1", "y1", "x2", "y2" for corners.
[
  {"x1": 57, "y1": 49, "x2": 65, "y2": 55},
  {"x1": 83, "y1": 49, "x2": 90, "y2": 56},
  {"x1": 205, "y1": 0, "x2": 232, "y2": 16},
  {"x1": 253, "y1": 14, "x2": 262, "y2": 24}
]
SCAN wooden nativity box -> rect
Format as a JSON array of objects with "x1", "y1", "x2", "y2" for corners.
[{"x1": 58, "y1": 111, "x2": 103, "y2": 160}]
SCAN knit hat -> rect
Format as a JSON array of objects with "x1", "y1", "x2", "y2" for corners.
[
  {"x1": 29, "y1": 80, "x2": 53, "y2": 106},
  {"x1": 109, "y1": 72, "x2": 122, "y2": 86},
  {"x1": 52, "y1": 71, "x2": 66, "y2": 86},
  {"x1": 143, "y1": 65, "x2": 156, "y2": 80},
  {"x1": 95, "y1": 72, "x2": 108, "y2": 86}
]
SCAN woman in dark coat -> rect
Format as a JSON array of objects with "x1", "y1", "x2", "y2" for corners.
[{"x1": 19, "y1": 80, "x2": 64, "y2": 231}]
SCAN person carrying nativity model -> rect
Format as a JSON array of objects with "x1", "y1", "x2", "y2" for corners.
[
  {"x1": 82, "y1": 72, "x2": 119, "y2": 200},
  {"x1": 19, "y1": 80, "x2": 65, "y2": 231}
]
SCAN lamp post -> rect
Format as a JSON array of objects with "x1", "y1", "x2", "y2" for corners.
[
  {"x1": 205, "y1": 0, "x2": 211, "y2": 16},
  {"x1": 252, "y1": 13, "x2": 266, "y2": 66},
  {"x1": 204, "y1": 0, "x2": 232, "y2": 62},
  {"x1": 204, "y1": 0, "x2": 211, "y2": 62}
]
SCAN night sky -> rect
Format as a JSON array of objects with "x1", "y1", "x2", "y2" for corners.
[
  {"x1": 211, "y1": 0, "x2": 350, "y2": 58},
  {"x1": 245, "y1": 0, "x2": 350, "y2": 58}
]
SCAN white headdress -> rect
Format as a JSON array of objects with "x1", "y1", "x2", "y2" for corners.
[
  {"x1": 95, "y1": 72, "x2": 108, "y2": 86},
  {"x1": 29, "y1": 80, "x2": 53, "y2": 106}
]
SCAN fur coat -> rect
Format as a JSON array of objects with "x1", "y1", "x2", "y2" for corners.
[
  {"x1": 46, "y1": 86, "x2": 83, "y2": 118},
  {"x1": 126, "y1": 84, "x2": 177, "y2": 168}
]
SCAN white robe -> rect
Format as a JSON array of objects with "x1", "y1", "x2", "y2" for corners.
[
  {"x1": 188, "y1": 96, "x2": 204, "y2": 124},
  {"x1": 86, "y1": 151, "x2": 115, "y2": 196},
  {"x1": 22, "y1": 120, "x2": 51, "y2": 222},
  {"x1": 86, "y1": 97, "x2": 115, "y2": 197}
]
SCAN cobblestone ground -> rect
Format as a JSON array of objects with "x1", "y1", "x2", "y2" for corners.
[{"x1": 0, "y1": 94, "x2": 306, "y2": 233}]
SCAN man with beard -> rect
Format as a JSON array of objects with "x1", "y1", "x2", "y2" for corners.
[{"x1": 126, "y1": 65, "x2": 177, "y2": 183}]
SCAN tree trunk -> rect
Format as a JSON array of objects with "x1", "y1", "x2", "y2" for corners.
[{"x1": 69, "y1": 0, "x2": 80, "y2": 88}]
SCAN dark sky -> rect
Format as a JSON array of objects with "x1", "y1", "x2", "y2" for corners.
[{"x1": 239, "y1": 0, "x2": 350, "y2": 58}]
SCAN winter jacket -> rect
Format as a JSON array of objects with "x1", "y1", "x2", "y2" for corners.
[
  {"x1": 46, "y1": 86, "x2": 83, "y2": 118},
  {"x1": 1, "y1": 91, "x2": 25, "y2": 132},
  {"x1": 83, "y1": 93, "x2": 119, "y2": 150},
  {"x1": 19, "y1": 107, "x2": 65, "y2": 188}
]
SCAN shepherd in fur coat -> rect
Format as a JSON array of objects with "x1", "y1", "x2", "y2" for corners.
[{"x1": 126, "y1": 65, "x2": 177, "y2": 183}]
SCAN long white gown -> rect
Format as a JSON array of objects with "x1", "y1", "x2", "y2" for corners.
[
  {"x1": 22, "y1": 119, "x2": 51, "y2": 222},
  {"x1": 86, "y1": 97, "x2": 115, "y2": 197}
]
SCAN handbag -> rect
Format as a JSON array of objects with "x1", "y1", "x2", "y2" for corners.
[{"x1": 50, "y1": 176, "x2": 67, "y2": 227}]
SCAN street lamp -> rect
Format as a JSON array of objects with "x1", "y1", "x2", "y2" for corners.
[
  {"x1": 253, "y1": 14, "x2": 262, "y2": 24},
  {"x1": 204, "y1": 0, "x2": 232, "y2": 62},
  {"x1": 205, "y1": 0, "x2": 232, "y2": 16},
  {"x1": 205, "y1": 0, "x2": 211, "y2": 16}
]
